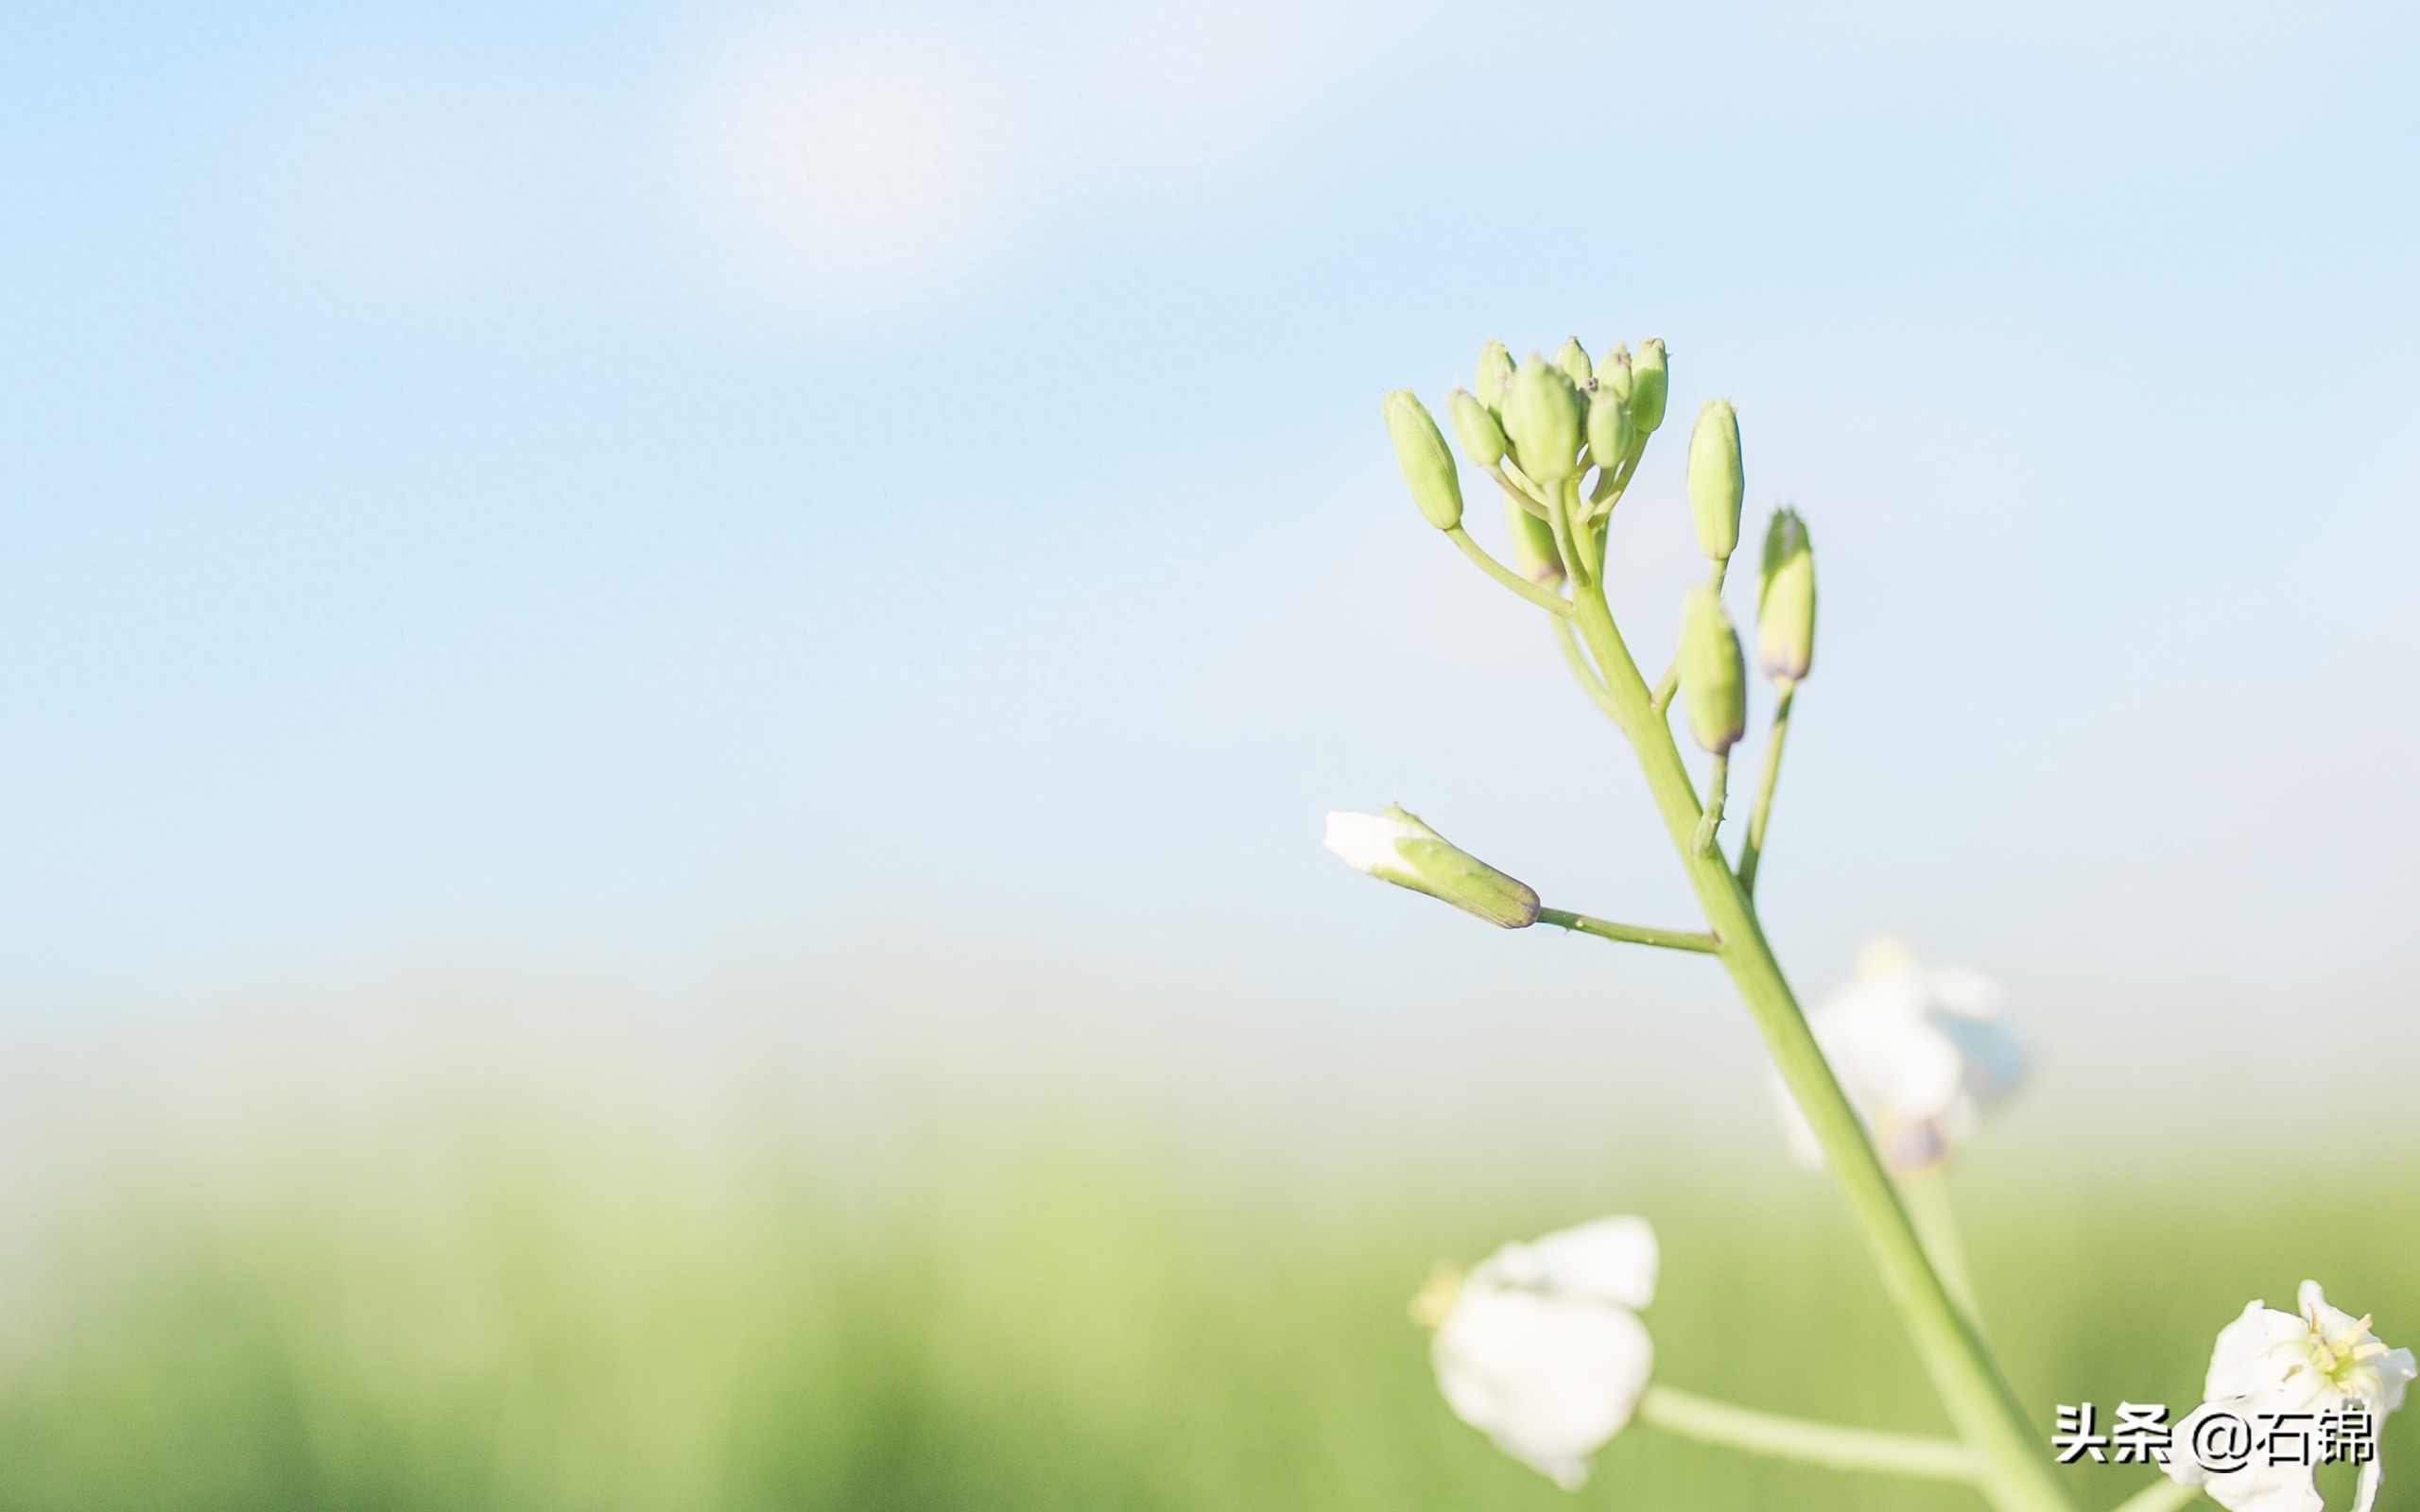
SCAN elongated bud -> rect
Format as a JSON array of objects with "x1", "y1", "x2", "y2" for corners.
[
  {"x1": 1755, "y1": 508, "x2": 1816, "y2": 681},
  {"x1": 1678, "y1": 587, "x2": 1746, "y2": 753},
  {"x1": 1476, "y1": 340, "x2": 1515, "y2": 415},
  {"x1": 1384, "y1": 390, "x2": 1463, "y2": 530},
  {"x1": 1500, "y1": 354, "x2": 1585, "y2": 486},
  {"x1": 1599, "y1": 346, "x2": 1634, "y2": 406},
  {"x1": 1553, "y1": 336, "x2": 1593, "y2": 387},
  {"x1": 1447, "y1": 388, "x2": 1508, "y2": 468},
  {"x1": 1322, "y1": 805, "x2": 1540, "y2": 928},
  {"x1": 1505, "y1": 495, "x2": 1564, "y2": 587},
  {"x1": 1629, "y1": 338, "x2": 1668, "y2": 435},
  {"x1": 1685, "y1": 399, "x2": 1743, "y2": 562},
  {"x1": 1586, "y1": 387, "x2": 1634, "y2": 470}
]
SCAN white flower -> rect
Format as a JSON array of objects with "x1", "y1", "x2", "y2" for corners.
[
  {"x1": 2167, "y1": 1281, "x2": 2416, "y2": 1512},
  {"x1": 1420, "y1": 1215, "x2": 1657, "y2": 1488},
  {"x1": 1771, "y1": 935, "x2": 2023, "y2": 1174}
]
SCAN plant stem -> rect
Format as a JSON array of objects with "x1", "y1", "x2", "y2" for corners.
[
  {"x1": 2107, "y1": 1478, "x2": 2203, "y2": 1512},
  {"x1": 1443, "y1": 527, "x2": 1572, "y2": 616},
  {"x1": 1900, "y1": 1165, "x2": 1981, "y2": 1331},
  {"x1": 1694, "y1": 750, "x2": 1729, "y2": 855},
  {"x1": 1736, "y1": 678, "x2": 1796, "y2": 897},
  {"x1": 1552, "y1": 478, "x2": 2077, "y2": 1512},
  {"x1": 1638, "y1": 1384, "x2": 1980, "y2": 1483},
  {"x1": 1535, "y1": 908, "x2": 1720, "y2": 954},
  {"x1": 1551, "y1": 619, "x2": 1626, "y2": 730}
]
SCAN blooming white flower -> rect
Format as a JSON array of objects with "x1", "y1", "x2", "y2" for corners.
[
  {"x1": 2167, "y1": 1281, "x2": 2416, "y2": 1512},
  {"x1": 1771, "y1": 935, "x2": 2023, "y2": 1174},
  {"x1": 1419, "y1": 1215, "x2": 1657, "y2": 1488}
]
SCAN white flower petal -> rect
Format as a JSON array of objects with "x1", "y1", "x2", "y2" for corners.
[
  {"x1": 1322, "y1": 810, "x2": 1409, "y2": 874},
  {"x1": 1525, "y1": 1215, "x2": 1658, "y2": 1310},
  {"x1": 2374, "y1": 1348, "x2": 2416, "y2": 1414},
  {"x1": 1922, "y1": 962, "x2": 2007, "y2": 1020},
  {"x1": 1818, "y1": 1001, "x2": 1965, "y2": 1124},
  {"x1": 2204, "y1": 1302, "x2": 2314, "y2": 1400},
  {"x1": 1433, "y1": 1287, "x2": 1652, "y2": 1486}
]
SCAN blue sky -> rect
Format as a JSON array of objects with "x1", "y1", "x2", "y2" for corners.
[{"x1": 2, "y1": 1, "x2": 2414, "y2": 1112}]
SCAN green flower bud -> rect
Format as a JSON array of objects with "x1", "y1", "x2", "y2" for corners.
[
  {"x1": 1446, "y1": 388, "x2": 1507, "y2": 468},
  {"x1": 1383, "y1": 390, "x2": 1463, "y2": 530},
  {"x1": 1685, "y1": 398, "x2": 1744, "y2": 562},
  {"x1": 1678, "y1": 586, "x2": 1746, "y2": 754},
  {"x1": 1322, "y1": 805, "x2": 1540, "y2": 929},
  {"x1": 1475, "y1": 339, "x2": 1515, "y2": 415},
  {"x1": 1499, "y1": 353, "x2": 1585, "y2": 486},
  {"x1": 1586, "y1": 387, "x2": 1634, "y2": 469},
  {"x1": 1599, "y1": 345, "x2": 1634, "y2": 406},
  {"x1": 1504, "y1": 494, "x2": 1564, "y2": 587},
  {"x1": 1553, "y1": 336, "x2": 1593, "y2": 387},
  {"x1": 1755, "y1": 507, "x2": 1816, "y2": 682},
  {"x1": 1629, "y1": 337, "x2": 1668, "y2": 435}
]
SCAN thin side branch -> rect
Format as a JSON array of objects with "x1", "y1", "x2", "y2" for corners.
[
  {"x1": 1552, "y1": 619, "x2": 1626, "y2": 730},
  {"x1": 1735, "y1": 678, "x2": 1796, "y2": 897},
  {"x1": 1535, "y1": 908, "x2": 1719, "y2": 954},
  {"x1": 1443, "y1": 527, "x2": 1572, "y2": 617},
  {"x1": 1637, "y1": 1384, "x2": 1981, "y2": 1483}
]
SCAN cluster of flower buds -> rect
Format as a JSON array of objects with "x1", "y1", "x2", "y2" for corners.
[{"x1": 1381, "y1": 335, "x2": 1674, "y2": 568}]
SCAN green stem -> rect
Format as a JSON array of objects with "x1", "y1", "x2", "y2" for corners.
[
  {"x1": 1899, "y1": 1166, "x2": 1981, "y2": 1331},
  {"x1": 1535, "y1": 908, "x2": 1720, "y2": 954},
  {"x1": 1551, "y1": 619, "x2": 1626, "y2": 730},
  {"x1": 1488, "y1": 461, "x2": 1548, "y2": 512},
  {"x1": 1736, "y1": 678, "x2": 1796, "y2": 897},
  {"x1": 1651, "y1": 660, "x2": 1680, "y2": 714},
  {"x1": 1638, "y1": 1384, "x2": 1979, "y2": 1483},
  {"x1": 1558, "y1": 543, "x2": 2076, "y2": 1512},
  {"x1": 1443, "y1": 527, "x2": 1572, "y2": 617},
  {"x1": 1694, "y1": 750, "x2": 1729, "y2": 855},
  {"x1": 2108, "y1": 1479, "x2": 2203, "y2": 1512},
  {"x1": 1543, "y1": 481, "x2": 1594, "y2": 590}
]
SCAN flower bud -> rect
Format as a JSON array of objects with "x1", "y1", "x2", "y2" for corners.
[
  {"x1": 1677, "y1": 587, "x2": 1745, "y2": 754},
  {"x1": 1599, "y1": 346, "x2": 1634, "y2": 406},
  {"x1": 1500, "y1": 354, "x2": 1585, "y2": 486},
  {"x1": 1447, "y1": 388, "x2": 1508, "y2": 468},
  {"x1": 1628, "y1": 338, "x2": 1668, "y2": 436},
  {"x1": 1586, "y1": 388, "x2": 1634, "y2": 470},
  {"x1": 1755, "y1": 508, "x2": 1816, "y2": 682},
  {"x1": 1384, "y1": 390, "x2": 1463, "y2": 530},
  {"x1": 1553, "y1": 336, "x2": 1593, "y2": 387},
  {"x1": 1505, "y1": 495, "x2": 1564, "y2": 587},
  {"x1": 1685, "y1": 399, "x2": 1743, "y2": 562},
  {"x1": 1323, "y1": 806, "x2": 1541, "y2": 929},
  {"x1": 1476, "y1": 340, "x2": 1515, "y2": 416}
]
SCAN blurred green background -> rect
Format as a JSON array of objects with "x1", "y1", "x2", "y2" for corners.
[{"x1": 0, "y1": 992, "x2": 2407, "y2": 1512}]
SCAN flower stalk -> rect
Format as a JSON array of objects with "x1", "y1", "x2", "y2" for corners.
[
  {"x1": 1637, "y1": 1383, "x2": 1979, "y2": 1483},
  {"x1": 1735, "y1": 677, "x2": 1794, "y2": 895},
  {"x1": 1557, "y1": 513, "x2": 2078, "y2": 1512}
]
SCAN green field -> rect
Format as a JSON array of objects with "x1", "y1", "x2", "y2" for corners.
[{"x1": 0, "y1": 1046, "x2": 2406, "y2": 1511}]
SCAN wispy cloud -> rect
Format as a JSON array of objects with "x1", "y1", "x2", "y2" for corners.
[
  {"x1": 237, "y1": 3, "x2": 1404, "y2": 318},
  {"x1": 666, "y1": 2, "x2": 1399, "y2": 315}
]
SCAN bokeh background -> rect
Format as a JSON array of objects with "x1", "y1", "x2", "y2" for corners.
[{"x1": 1, "y1": 0, "x2": 2415, "y2": 1505}]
